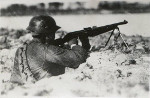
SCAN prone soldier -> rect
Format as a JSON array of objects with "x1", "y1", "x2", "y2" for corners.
[{"x1": 10, "y1": 15, "x2": 90, "y2": 84}]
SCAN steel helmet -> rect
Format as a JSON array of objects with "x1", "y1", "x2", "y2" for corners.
[{"x1": 27, "y1": 15, "x2": 60, "y2": 36}]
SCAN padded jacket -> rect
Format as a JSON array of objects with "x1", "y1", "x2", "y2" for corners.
[{"x1": 10, "y1": 39, "x2": 88, "y2": 84}]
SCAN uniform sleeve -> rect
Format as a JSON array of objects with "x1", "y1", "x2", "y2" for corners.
[{"x1": 46, "y1": 45, "x2": 88, "y2": 68}]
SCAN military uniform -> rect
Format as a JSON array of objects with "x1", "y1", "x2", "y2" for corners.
[
  {"x1": 10, "y1": 39, "x2": 87, "y2": 84},
  {"x1": 10, "y1": 15, "x2": 90, "y2": 84}
]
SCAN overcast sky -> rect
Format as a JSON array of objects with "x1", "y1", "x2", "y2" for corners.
[{"x1": 0, "y1": 0, "x2": 150, "y2": 9}]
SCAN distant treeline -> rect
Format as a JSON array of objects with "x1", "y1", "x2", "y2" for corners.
[{"x1": 1, "y1": 1, "x2": 150, "y2": 16}]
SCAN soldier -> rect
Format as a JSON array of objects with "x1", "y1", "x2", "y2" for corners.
[{"x1": 10, "y1": 15, "x2": 90, "y2": 84}]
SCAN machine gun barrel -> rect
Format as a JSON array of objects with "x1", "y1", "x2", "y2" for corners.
[{"x1": 86, "y1": 20, "x2": 128, "y2": 37}]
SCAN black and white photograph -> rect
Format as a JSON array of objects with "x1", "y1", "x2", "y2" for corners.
[{"x1": 0, "y1": 0, "x2": 149, "y2": 97}]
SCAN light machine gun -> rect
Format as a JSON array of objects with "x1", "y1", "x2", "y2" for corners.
[{"x1": 55, "y1": 20, "x2": 129, "y2": 50}]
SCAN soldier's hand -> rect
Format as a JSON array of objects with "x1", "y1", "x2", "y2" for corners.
[
  {"x1": 79, "y1": 33, "x2": 90, "y2": 51},
  {"x1": 68, "y1": 38, "x2": 78, "y2": 47}
]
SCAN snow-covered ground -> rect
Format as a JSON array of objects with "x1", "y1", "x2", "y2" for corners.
[{"x1": 0, "y1": 28, "x2": 149, "y2": 97}]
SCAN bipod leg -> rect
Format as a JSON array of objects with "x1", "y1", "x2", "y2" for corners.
[
  {"x1": 116, "y1": 27, "x2": 130, "y2": 51},
  {"x1": 105, "y1": 29, "x2": 115, "y2": 47}
]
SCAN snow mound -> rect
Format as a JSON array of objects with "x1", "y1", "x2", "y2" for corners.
[{"x1": 0, "y1": 48, "x2": 149, "y2": 97}]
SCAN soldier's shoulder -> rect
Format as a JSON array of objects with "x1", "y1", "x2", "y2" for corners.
[{"x1": 16, "y1": 41, "x2": 30, "y2": 53}]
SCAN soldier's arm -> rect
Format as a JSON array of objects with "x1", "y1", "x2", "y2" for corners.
[{"x1": 46, "y1": 45, "x2": 88, "y2": 68}]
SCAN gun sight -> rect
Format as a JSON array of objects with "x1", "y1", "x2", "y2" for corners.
[{"x1": 123, "y1": 20, "x2": 128, "y2": 24}]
